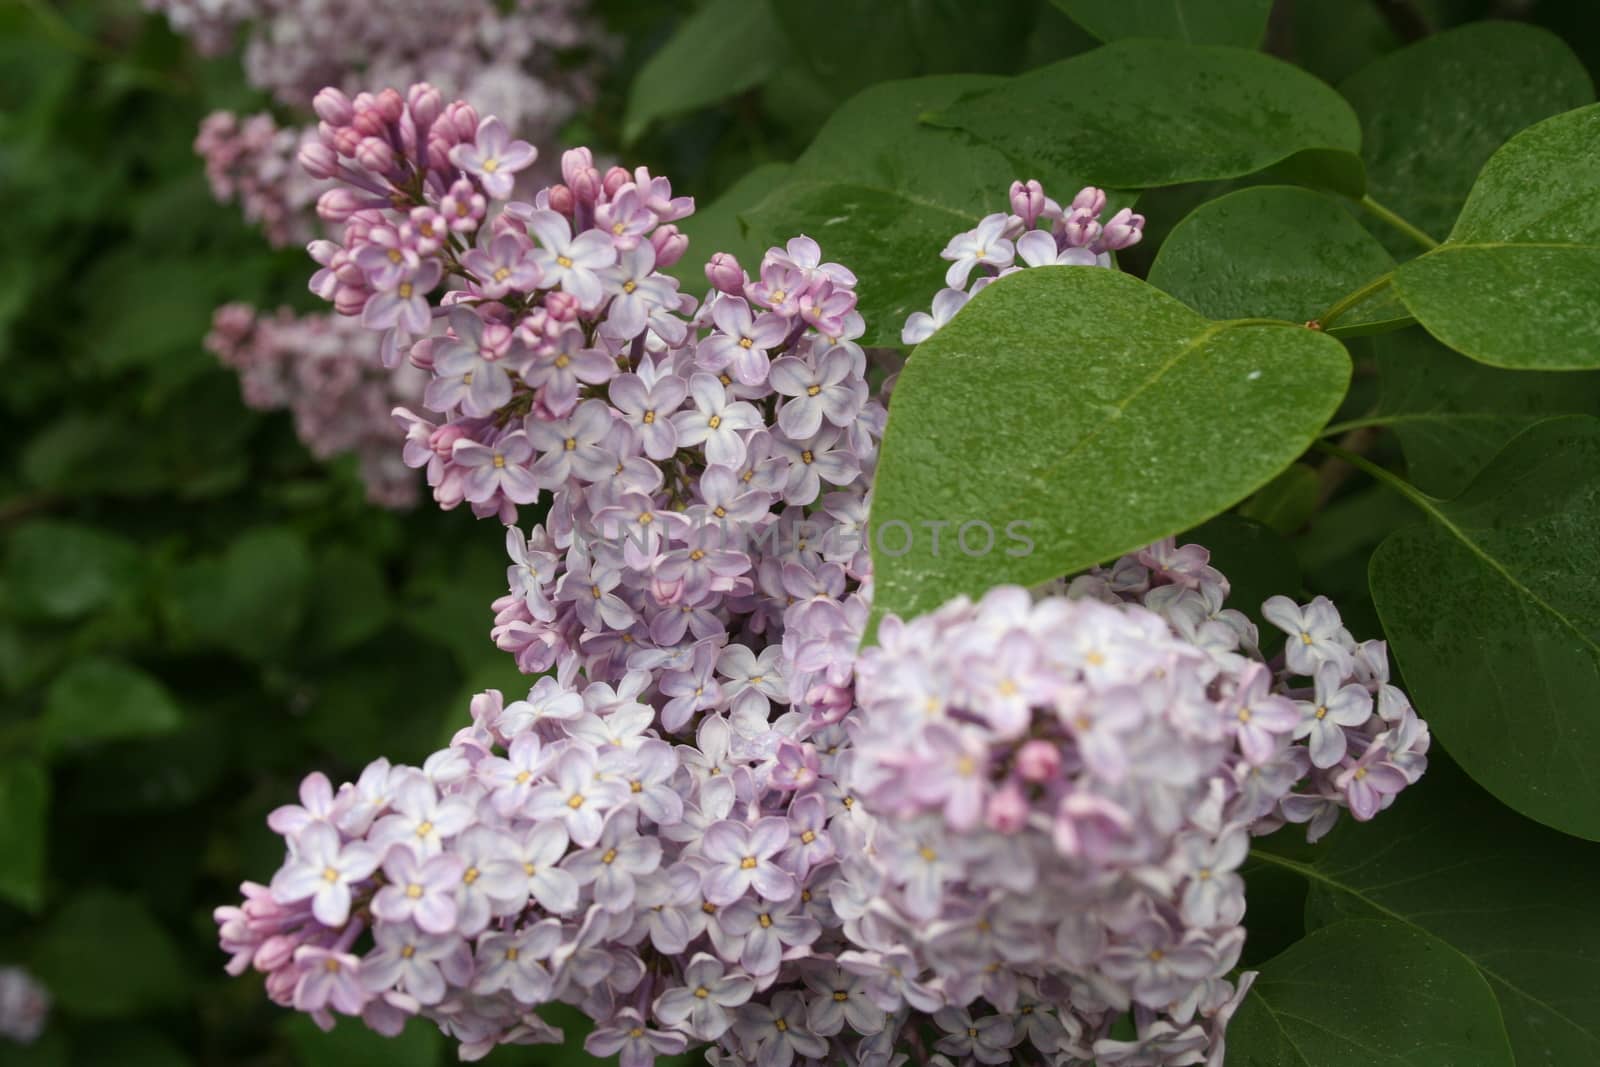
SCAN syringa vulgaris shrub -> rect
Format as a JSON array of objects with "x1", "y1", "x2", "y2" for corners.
[{"x1": 6, "y1": 1, "x2": 1600, "y2": 1065}]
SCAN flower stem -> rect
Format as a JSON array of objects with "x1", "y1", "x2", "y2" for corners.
[{"x1": 1358, "y1": 195, "x2": 1440, "y2": 252}]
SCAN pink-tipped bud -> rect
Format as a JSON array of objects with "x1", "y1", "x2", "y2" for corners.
[
  {"x1": 429, "y1": 423, "x2": 471, "y2": 460},
  {"x1": 333, "y1": 285, "x2": 369, "y2": 318},
  {"x1": 316, "y1": 187, "x2": 362, "y2": 223},
  {"x1": 1071, "y1": 186, "x2": 1107, "y2": 217},
  {"x1": 407, "y1": 83, "x2": 443, "y2": 128},
  {"x1": 312, "y1": 87, "x2": 354, "y2": 127},
  {"x1": 298, "y1": 141, "x2": 339, "y2": 180},
  {"x1": 1100, "y1": 207, "x2": 1145, "y2": 251},
  {"x1": 545, "y1": 290, "x2": 580, "y2": 322},
  {"x1": 351, "y1": 102, "x2": 387, "y2": 139},
  {"x1": 602, "y1": 166, "x2": 631, "y2": 197},
  {"x1": 440, "y1": 101, "x2": 479, "y2": 143},
  {"x1": 331, "y1": 125, "x2": 363, "y2": 157},
  {"x1": 986, "y1": 781, "x2": 1030, "y2": 834},
  {"x1": 705, "y1": 252, "x2": 746, "y2": 294},
  {"x1": 561, "y1": 147, "x2": 595, "y2": 188},
  {"x1": 1016, "y1": 739, "x2": 1061, "y2": 783},
  {"x1": 355, "y1": 136, "x2": 395, "y2": 174},
  {"x1": 1061, "y1": 214, "x2": 1102, "y2": 249},
  {"x1": 1010, "y1": 179, "x2": 1048, "y2": 228},
  {"x1": 255, "y1": 935, "x2": 297, "y2": 972},
  {"x1": 375, "y1": 88, "x2": 405, "y2": 123},
  {"x1": 479, "y1": 321, "x2": 514, "y2": 359},
  {"x1": 569, "y1": 166, "x2": 601, "y2": 207},
  {"x1": 547, "y1": 184, "x2": 575, "y2": 216},
  {"x1": 651, "y1": 224, "x2": 688, "y2": 268}
]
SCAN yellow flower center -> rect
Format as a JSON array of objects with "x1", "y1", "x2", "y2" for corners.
[{"x1": 740, "y1": 856, "x2": 758, "y2": 870}]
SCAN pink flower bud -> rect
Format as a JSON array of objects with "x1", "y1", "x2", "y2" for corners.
[
  {"x1": 407, "y1": 83, "x2": 442, "y2": 128},
  {"x1": 986, "y1": 781, "x2": 1030, "y2": 833},
  {"x1": 375, "y1": 88, "x2": 405, "y2": 123},
  {"x1": 1100, "y1": 207, "x2": 1145, "y2": 251},
  {"x1": 705, "y1": 252, "x2": 746, "y2": 294},
  {"x1": 1016, "y1": 739, "x2": 1061, "y2": 782},
  {"x1": 441, "y1": 102, "x2": 479, "y2": 143},
  {"x1": 480, "y1": 321, "x2": 514, "y2": 359},
  {"x1": 1010, "y1": 179, "x2": 1048, "y2": 228},
  {"x1": 316, "y1": 187, "x2": 362, "y2": 223},
  {"x1": 312, "y1": 87, "x2": 353, "y2": 127},
  {"x1": 561, "y1": 147, "x2": 595, "y2": 188},
  {"x1": 429, "y1": 423, "x2": 471, "y2": 460},
  {"x1": 1071, "y1": 186, "x2": 1107, "y2": 217},
  {"x1": 651, "y1": 224, "x2": 688, "y2": 268},
  {"x1": 569, "y1": 166, "x2": 601, "y2": 207},
  {"x1": 545, "y1": 290, "x2": 580, "y2": 322},
  {"x1": 255, "y1": 935, "x2": 298, "y2": 972},
  {"x1": 355, "y1": 136, "x2": 394, "y2": 174},
  {"x1": 334, "y1": 285, "x2": 369, "y2": 317},
  {"x1": 332, "y1": 126, "x2": 363, "y2": 157},
  {"x1": 602, "y1": 166, "x2": 631, "y2": 197},
  {"x1": 1061, "y1": 214, "x2": 1101, "y2": 249},
  {"x1": 547, "y1": 184, "x2": 575, "y2": 216},
  {"x1": 298, "y1": 142, "x2": 339, "y2": 180}
]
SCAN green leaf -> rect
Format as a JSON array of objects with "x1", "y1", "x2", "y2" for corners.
[
  {"x1": 1363, "y1": 329, "x2": 1600, "y2": 497},
  {"x1": 1252, "y1": 759, "x2": 1600, "y2": 1066},
  {"x1": 4, "y1": 519, "x2": 143, "y2": 620},
  {"x1": 1238, "y1": 462, "x2": 1321, "y2": 535},
  {"x1": 0, "y1": 761, "x2": 48, "y2": 911},
  {"x1": 1340, "y1": 22, "x2": 1593, "y2": 258},
  {"x1": 1147, "y1": 185, "x2": 1399, "y2": 331},
  {"x1": 168, "y1": 526, "x2": 312, "y2": 662},
  {"x1": 1227, "y1": 919, "x2": 1514, "y2": 1066},
  {"x1": 1050, "y1": 0, "x2": 1272, "y2": 48},
  {"x1": 671, "y1": 161, "x2": 792, "y2": 297},
  {"x1": 1391, "y1": 104, "x2": 1600, "y2": 369},
  {"x1": 932, "y1": 39, "x2": 1364, "y2": 194},
  {"x1": 42, "y1": 657, "x2": 182, "y2": 755},
  {"x1": 868, "y1": 267, "x2": 1350, "y2": 628},
  {"x1": 1367, "y1": 416, "x2": 1600, "y2": 840},
  {"x1": 773, "y1": 0, "x2": 1037, "y2": 105},
  {"x1": 305, "y1": 546, "x2": 391, "y2": 654},
  {"x1": 622, "y1": 0, "x2": 787, "y2": 143},
  {"x1": 741, "y1": 74, "x2": 1044, "y2": 346},
  {"x1": 31, "y1": 889, "x2": 187, "y2": 1017}
]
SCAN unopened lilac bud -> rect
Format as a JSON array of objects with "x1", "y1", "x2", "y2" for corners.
[
  {"x1": 1071, "y1": 185, "x2": 1107, "y2": 217},
  {"x1": 986, "y1": 781, "x2": 1030, "y2": 832},
  {"x1": 298, "y1": 141, "x2": 339, "y2": 180},
  {"x1": 1010, "y1": 179, "x2": 1048, "y2": 228},
  {"x1": 705, "y1": 252, "x2": 746, "y2": 294},
  {"x1": 1061, "y1": 214, "x2": 1102, "y2": 249},
  {"x1": 1100, "y1": 207, "x2": 1146, "y2": 251},
  {"x1": 1016, "y1": 740, "x2": 1061, "y2": 782},
  {"x1": 602, "y1": 166, "x2": 630, "y2": 197},
  {"x1": 331, "y1": 125, "x2": 363, "y2": 158},
  {"x1": 651, "y1": 224, "x2": 688, "y2": 268},
  {"x1": 570, "y1": 166, "x2": 601, "y2": 207},
  {"x1": 480, "y1": 321, "x2": 514, "y2": 359},
  {"x1": 312, "y1": 87, "x2": 353, "y2": 127},
  {"x1": 256, "y1": 934, "x2": 297, "y2": 971},
  {"x1": 441, "y1": 102, "x2": 478, "y2": 143},
  {"x1": 561, "y1": 147, "x2": 595, "y2": 188},
  {"x1": 333, "y1": 285, "x2": 368, "y2": 317},
  {"x1": 374, "y1": 88, "x2": 404, "y2": 123},
  {"x1": 407, "y1": 83, "x2": 442, "y2": 128},
  {"x1": 548, "y1": 184, "x2": 575, "y2": 216},
  {"x1": 355, "y1": 136, "x2": 395, "y2": 174},
  {"x1": 317, "y1": 187, "x2": 362, "y2": 223},
  {"x1": 545, "y1": 290, "x2": 580, "y2": 322}
]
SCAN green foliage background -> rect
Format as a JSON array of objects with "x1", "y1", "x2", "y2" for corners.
[{"x1": 1, "y1": 0, "x2": 1597, "y2": 1064}]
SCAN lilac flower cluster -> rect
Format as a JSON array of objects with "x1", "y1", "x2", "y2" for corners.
[
  {"x1": 215, "y1": 85, "x2": 1430, "y2": 1065},
  {"x1": 0, "y1": 966, "x2": 48, "y2": 1045},
  {"x1": 903, "y1": 180, "x2": 1147, "y2": 345},
  {"x1": 206, "y1": 304, "x2": 427, "y2": 508},
  {"x1": 843, "y1": 552, "x2": 1429, "y2": 1063},
  {"x1": 194, "y1": 111, "x2": 322, "y2": 249}
]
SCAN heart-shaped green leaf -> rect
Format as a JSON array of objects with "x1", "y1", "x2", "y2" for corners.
[
  {"x1": 1340, "y1": 22, "x2": 1593, "y2": 258},
  {"x1": 1050, "y1": 0, "x2": 1272, "y2": 48},
  {"x1": 867, "y1": 266, "x2": 1350, "y2": 629},
  {"x1": 1147, "y1": 185, "x2": 1401, "y2": 333},
  {"x1": 1227, "y1": 919, "x2": 1514, "y2": 1066},
  {"x1": 1367, "y1": 415, "x2": 1600, "y2": 839},
  {"x1": 1251, "y1": 758, "x2": 1600, "y2": 1065},
  {"x1": 42, "y1": 658, "x2": 182, "y2": 756},
  {"x1": 1391, "y1": 104, "x2": 1600, "y2": 369},
  {"x1": 931, "y1": 39, "x2": 1364, "y2": 194}
]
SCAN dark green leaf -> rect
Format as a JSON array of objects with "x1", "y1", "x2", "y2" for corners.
[
  {"x1": 1228, "y1": 919, "x2": 1514, "y2": 1066},
  {"x1": 1252, "y1": 759, "x2": 1600, "y2": 1066},
  {"x1": 933, "y1": 39, "x2": 1364, "y2": 194},
  {"x1": 4, "y1": 519, "x2": 143, "y2": 620},
  {"x1": 280, "y1": 1014, "x2": 442, "y2": 1067},
  {"x1": 1238, "y1": 462, "x2": 1320, "y2": 535},
  {"x1": 305, "y1": 546, "x2": 392, "y2": 654},
  {"x1": 1340, "y1": 22, "x2": 1593, "y2": 258},
  {"x1": 168, "y1": 526, "x2": 312, "y2": 662},
  {"x1": 868, "y1": 267, "x2": 1350, "y2": 627},
  {"x1": 31, "y1": 889, "x2": 187, "y2": 1017},
  {"x1": 1368, "y1": 416, "x2": 1600, "y2": 839},
  {"x1": 42, "y1": 657, "x2": 182, "y2": 755},
  {"x1": 1147, "y1": 185, "x2": 1399, "y2": 330},
  {"x1": 0, "y1": 761, "x2": 48, "y2": 911},
  {"x1": 1392, "y1": 104, "x2": 1600, "y2": 369},
  {"x1": 622, "y1": 0, "x2": 787, "y2": 142},
  {"x1": 1050, "y1": 0, "x2": 1273, "y2": 48},
  {"x1": 1364, "y1": 329, "x2": 1600, "y2": 497}
]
